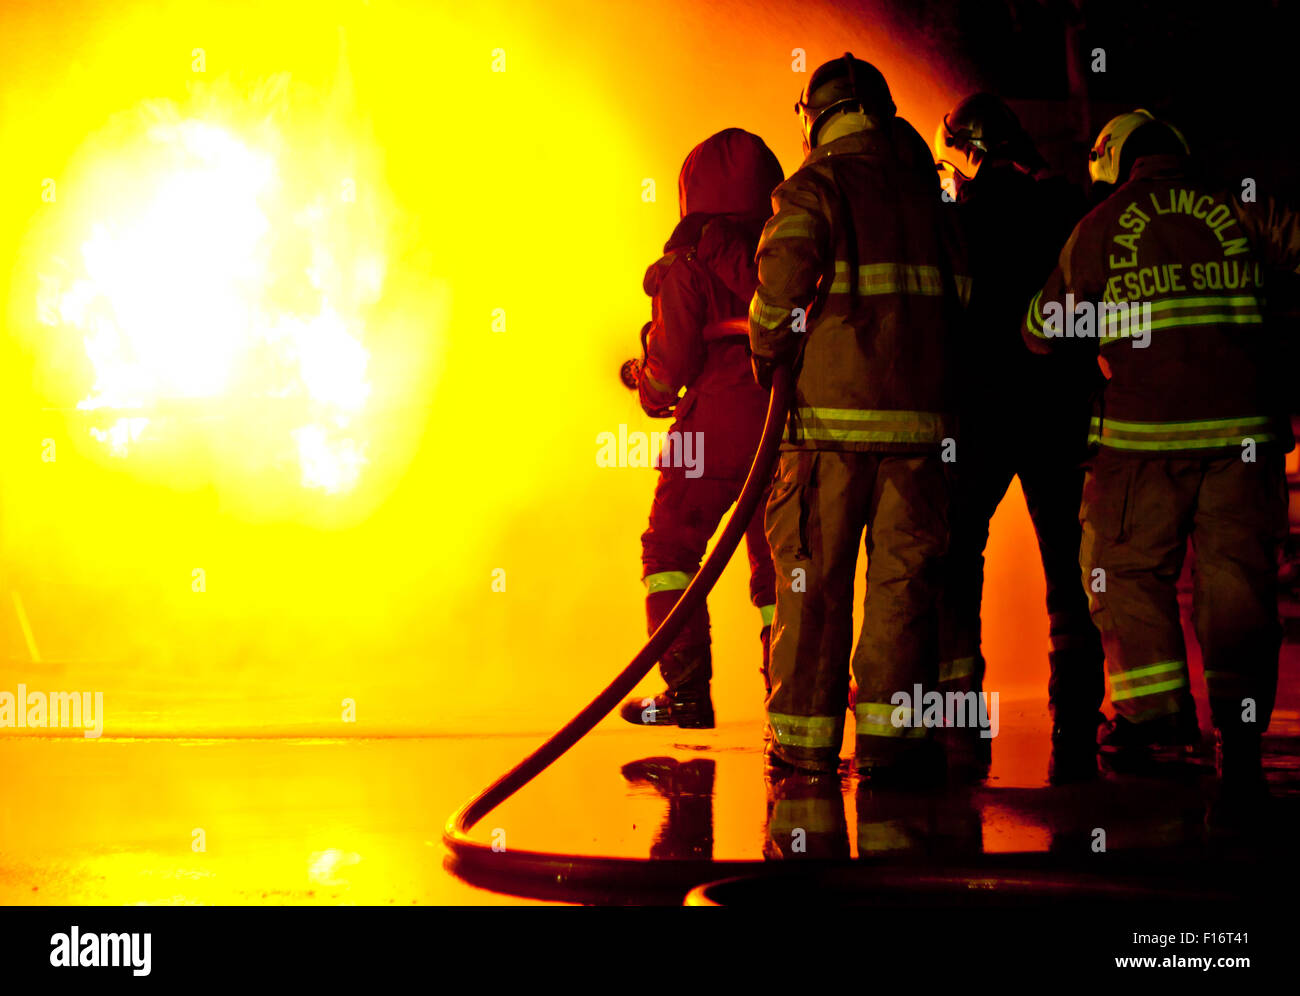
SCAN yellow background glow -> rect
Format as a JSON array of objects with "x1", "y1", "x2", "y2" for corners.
[{"x1": 0, "y1": 0, "x2": 1051, "y2": 738}]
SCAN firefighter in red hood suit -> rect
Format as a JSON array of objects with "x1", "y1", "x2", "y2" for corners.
[{"x1": 620, "y1": 128, "x2": 784, "y2": 729}]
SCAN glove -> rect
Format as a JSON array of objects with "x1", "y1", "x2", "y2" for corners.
[
  {"x1": 751, "y1": 354, "x2": 778, "y2": 390},
  {"x1": 619, "y1": 357, "x2": 642, "y2": 390}
]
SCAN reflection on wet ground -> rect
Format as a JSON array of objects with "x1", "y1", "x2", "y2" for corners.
[{"x1": 3, "y1": 693, "x2": 1297, "y2": 904}]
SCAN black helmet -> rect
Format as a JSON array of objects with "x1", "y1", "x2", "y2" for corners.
[
  {"x1": 795, "y1": 53, "x2": 895, "y2": 149},
  {"x1": 933, "y1": 93, "x2": 1040, "y2": 192}
]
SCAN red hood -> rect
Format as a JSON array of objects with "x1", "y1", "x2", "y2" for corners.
[{"x1": 678, "y1": 128, "x2": 784, "y2": 218}]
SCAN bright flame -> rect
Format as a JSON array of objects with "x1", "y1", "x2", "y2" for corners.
[{"x1": 39, "y1": 109, "x2": 379, "y2": 493}]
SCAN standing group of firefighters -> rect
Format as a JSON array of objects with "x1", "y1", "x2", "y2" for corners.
[{"x1": 621, "y1": 53, "x2": 1300, "y2": 828}]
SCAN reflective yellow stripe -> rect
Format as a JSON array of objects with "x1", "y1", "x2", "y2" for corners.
[
  {"x1": 939, "y1": 656, "x2": 977, "y2": 684},
  {"x1": 858, "y1": 819, "x2": 914, "y2": 852},
  {"x1": 796, "y1": 407, "x2": 947, "y2": 445},
  {"x1": 1111, "y1": 676, "x2": 1188, "y2": 702},
  {"x1": 854, "y1": 701, "x2": 926, "y2": 738},
  {"x1": 759, "y1": 603, "x2": 776, "y2": 627},
  {"x1": 642, "y1": 369, "x2": 672, "y2": 393},
  {"x1": 1112, "y1": 660, "x2": 1185, "y2": 683},
  {"x1": 764, "y1": 215, "x2": 818, "y2": 241},
  {"x1": 828, "y1": 262, "x2": 945, "y2": 297},
  {"x1": 1101, "y1": 294, "x2": 1261, "y2": 335},
  {"x1": 644, "y1": 570, "x2": 692, "y2": 594},
  {"x1": 1110, "y1": 660, "x2": 1188, "y2": 702},
  {"x1": 768, "y1": 711, "x2": 842, "y2": 749},
  {"x1": 771, "y1": 799, "x2": 842, "y2": 833},
  {"x1": 1089, "y1": 415, "x2": 1274, "y2": 451},
  {"x1": 749, "y1": 294, "x2": 788, "y2": 332},
  {"x1": 953, "y1": 274, "x2": 972, "y2": 306},
  {"x1": 1026, "y1": 289, "x2": 1050, "y2": 339}
]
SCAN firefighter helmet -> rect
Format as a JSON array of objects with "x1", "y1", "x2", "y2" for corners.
[
  {"x1": 933, "y1": 93, "x2": 1031, "y2": 191},
  {"x1": 1088, "y1": 109, "x2": 1189, "y2": 185},
  {"x1": 795, "y1": 53, "x2": 895, "y2": 149}
]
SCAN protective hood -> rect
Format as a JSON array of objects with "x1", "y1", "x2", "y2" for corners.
[{"x1": 677, "y1": 128, "x2": 784, "y2": 219}]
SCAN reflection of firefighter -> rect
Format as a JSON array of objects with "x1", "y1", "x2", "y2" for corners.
[
  {"x1": 932, "y1": 94, "x2": 1104, "y2": 784},
  {"x1": 1022, "y1": 110, "x2": 1300, "y2": 826},
  {"x1": 749, "y1": 54, "x2": 969, "y2": 781},
  {"x1": 620, "y1": 129, "x2": 784, "y2": 729},
  {"x1": 763, "y1": 769, "x2": 849, "y2": 859},
  {"x1": 621, "y1": 757, "x2": 715, "y2": 861},
  {"x1": 856, "y1": 783, "x2": 984, "y2": 858}
]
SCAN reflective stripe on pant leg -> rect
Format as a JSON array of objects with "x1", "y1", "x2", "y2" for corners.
[
  {"x1": 1193, "y1": 453, "x2": 1285, "y2": 734},
  {"x1": 767, "y1": 711, "x2": 844, "y2": 749},
  {"x1": 645, "y1": 570, "x2": 692, "y2": 593},
  {"x1": 853, "y1": 455, "x2": 947, "y2": 760},
  {"x1": 765, "y1": 779, "x2": 849, "y2": 859},
  {"x1": 1109, "y1": 660, "x2": 1189, "y2": 721},
  {"x1": 1079, "y1": 454, "x2": 1193, "y2": 723},
  {"x1": 765, "y1": 450, "x2": 859, "y2": 767},
  {"x1": 854, "y1": 701, "x2": 927, "y2": 739},
  {"x1": 938, "y1": 656, "x2": 978, "y2": 689}
]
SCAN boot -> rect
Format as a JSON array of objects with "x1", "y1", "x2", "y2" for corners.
[
  {"x1": 937, "y1": 726, "x2": 991, "y2": 783},
  {"x1": 1205, "y1": 728, "x2": 1271, "y2": 834},
  {"x1": 619, "y1": 687, "x2": 715, "y2": 728},
  {"x1": 620, "y1": 646, "x2": 715, "y2": 729},
  {"x1": 1048, "y1": 712, "x2": 1104, "y2": 785},
  {"x1": 1097, "y1": 709, "x2": 1200, "y2": 760},
  {"x1": 858, "y1": 738, "x2": 947, "y2": 789}
]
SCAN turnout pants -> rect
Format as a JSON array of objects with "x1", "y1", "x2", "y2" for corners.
[
  {"x1": 938, "y1": 432, "x2": 1104, "y2": 727},
  {"x1": 764, "y1": 449, "x2": 949, "y2": 769},
  {"x1": 1079, "y1": 449, "x2": 1285, "y2": 735},
  {"x1": 641, "y1": 470, "x2": 776, "y2": 689}
]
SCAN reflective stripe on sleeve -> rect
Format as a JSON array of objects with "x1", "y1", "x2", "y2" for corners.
[
  {"x1": 749, "y1": 294, "x2": 789, "y2": 332},
  {"x1": 828, "y1": 261, "x2": 944, "y2": 297}
]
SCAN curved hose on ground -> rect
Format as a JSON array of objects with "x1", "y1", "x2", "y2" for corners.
[{"x1": 444, "y1": 367, "x2": 793, "y2": 872}]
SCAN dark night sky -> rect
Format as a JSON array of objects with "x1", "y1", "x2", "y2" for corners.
[{"x1": 870, "y1": 0, "x2": 1300, "y2": 190}]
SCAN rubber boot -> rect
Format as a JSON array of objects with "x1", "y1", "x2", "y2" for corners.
[
  {"x1": 1205, "y1": 728, "x2": 1271, "y2": 834},
  {"x1": 1048, "y1": 712, "x2": 1104, "y2": 785},
  {"x1": 1097, "y1": 708, "x2": 1200, "y2": 760},
  {"x1": 620, "y1": 645, "x2": 715, "y2": 729},
  {"x1": 937, "y1": 726, "x2": 991, "y2": 784},
  {"x1": 858, "y1": 738, "x2": 946, "y2": 789}
]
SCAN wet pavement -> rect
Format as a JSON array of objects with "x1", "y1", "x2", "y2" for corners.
[{"x1": 2, "y1": 686, "x2": 1297, "y2": 905}]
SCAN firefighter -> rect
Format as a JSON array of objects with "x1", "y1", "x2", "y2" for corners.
[
  {"x1": 750, "y1": 54, "x2": 969, "y2": 781},
  {"x1": 619, "y1": 128, "x2": 784, "y2": 729},
  {"x1": 932, "y1": 94, "x2": 1104, "y2": 783},
  {"x1": 1022, "y1": 110, "x2": 1300, "y2": 824}
]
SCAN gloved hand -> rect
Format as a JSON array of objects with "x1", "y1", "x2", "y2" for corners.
[
  {"x1": 620, "y1": 357, "x2": 642, "y2": 390},
  {"x1": 752, "y1": 354, "x2": 778, "y2": 390}
]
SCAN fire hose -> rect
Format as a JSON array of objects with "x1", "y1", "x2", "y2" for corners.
[
  {"x1": 442, "y1": 365, "x2": 793, "y2": 896},
  {"x1": 441, "y1": 361, "x2": 1264, "y2": 907}
]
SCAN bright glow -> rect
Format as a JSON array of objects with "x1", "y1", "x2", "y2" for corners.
[{"x1": 39, "y1": 114, "x2": 376, "y2": 492}]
